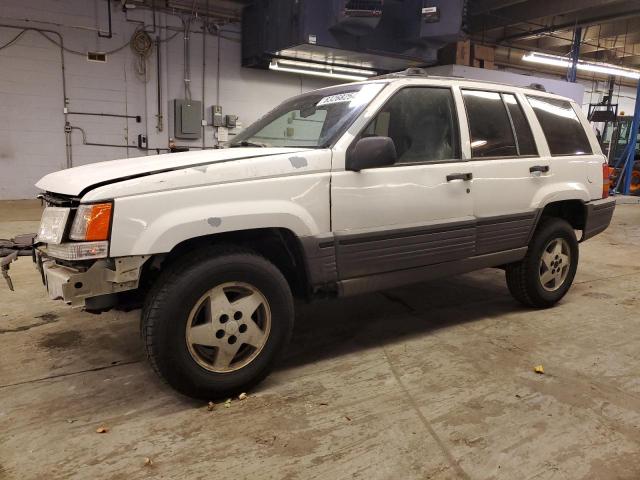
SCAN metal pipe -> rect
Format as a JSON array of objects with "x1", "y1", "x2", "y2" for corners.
[
  {"x1": 69, "y1": 125, "x2": 170, "y2": 151},
  {"x1": 152, "y1": 0, "x2": 157, "y2": 34},
  {"x1": 216, "y1": 24, "x2": 221, "y2": 106},
  {"x1": 155, "y1": 36, "x2": 163, "y2": 132},
  {"x1": 67, "y1": 111, "x2": 141, "y2": 121},
  {"x1": 183, "y1": 17, "x2": 191, "y2": 102},
  {"x1": 98, "y1": 0, "x2": 113, "y2": 38},
  {"x1": 202, "y1": 11, "x2": 207, "y2": 149}
]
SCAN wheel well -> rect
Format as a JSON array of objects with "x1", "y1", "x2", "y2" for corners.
[
  {"x1": 147, "y1": 228, "x2": 311, "y2": 299},
  {"x1": 539, "y1": 200, "x2": 586, "y2": 230}
]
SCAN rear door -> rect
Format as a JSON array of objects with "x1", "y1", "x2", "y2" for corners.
[{"x1": 462, "y1": 89, "x2": 549, "y2": 255}]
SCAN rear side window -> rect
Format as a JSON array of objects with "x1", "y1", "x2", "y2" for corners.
[
  {"x1": 462, "y1": 90, "x2": 517, "y2": 158},
  {"x1": 526, "y1": 96, "x2": 592, "y2": 156},
  {"x1": 503, "y1": 94, "x2": 537, "y2": 156}
]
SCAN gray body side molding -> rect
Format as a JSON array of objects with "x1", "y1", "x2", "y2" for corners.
[
  {"x1": 300, "y1": 201, "x2": 613, "y2": 298},
  {"x1": 337, "y1": 247, "x2": 527, "y2": 297},
  {"x1": 300, "y1": 211, "x2": 539, "y2": 296}
]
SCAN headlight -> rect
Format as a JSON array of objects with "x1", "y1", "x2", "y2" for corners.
[
  {"x1": 70, "y1": 203, "x2": 112, "y2": 241},
  {"x1": 37, "y1": 207, "x2": 71, "y2": 244}
]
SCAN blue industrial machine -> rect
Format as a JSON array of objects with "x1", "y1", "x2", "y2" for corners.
[
  {"x1": 607, "y1": 83, "x2": 640, "y2": 196},
  {"x1": 242, "y1": 0, "x2": 468, "y2": 73}
]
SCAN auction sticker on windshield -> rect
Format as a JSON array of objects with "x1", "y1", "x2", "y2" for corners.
[{"x1": 317, "y1": 92, "x2": 357, "y2": 106}]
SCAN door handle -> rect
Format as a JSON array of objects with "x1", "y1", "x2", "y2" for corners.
[
  {"x1": 529, "y1": 165, "x2": 550, "y2": 174},
  {"x1": 446, "y1": 172, "x2": 473, "y2": 182}
]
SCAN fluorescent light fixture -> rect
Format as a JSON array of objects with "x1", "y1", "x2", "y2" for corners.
[
  {"x1": 523, "y1": 52, "x2": 640, "y2": 80},
  {"x1": 269, "y1": 59, "x2": 375, "y2": 81}
]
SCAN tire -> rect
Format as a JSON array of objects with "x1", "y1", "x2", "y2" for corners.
[
  {"x1": 506, "y1": 218, "x2": 579, "y2": 308},
  {"x1": 141, "y1": 245, "x2": 294, "y2": 399}
]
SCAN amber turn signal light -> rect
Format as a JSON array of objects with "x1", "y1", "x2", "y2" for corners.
[{"x1": 69, "y1": 203, "x2": 113, "y2": 241}]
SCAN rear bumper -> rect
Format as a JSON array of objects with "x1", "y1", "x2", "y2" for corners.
[
  {"x1": 581, "y1": 197, "x2": 616, "y2": 242},
  {"x1": 37, "y1": 250, "x2": 149, "y2": 308}
]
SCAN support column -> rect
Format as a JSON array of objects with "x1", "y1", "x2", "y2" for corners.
[{"x1": 567, "y1": 26, "x2": 582, "y2": 83}]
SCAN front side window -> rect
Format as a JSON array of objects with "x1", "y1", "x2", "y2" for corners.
[
  {"x1": 462, "y1": 90, "x2": 517, "y2": 158},
  {"x1": 526, "y1": 96, "x2": 593, "y2": 156},
  {"x1": 359, "y1": 87, "x2": 460, "y2": 164},
  {"x1": 230, "y1": 83, "x2": 386, "y2": 148}
]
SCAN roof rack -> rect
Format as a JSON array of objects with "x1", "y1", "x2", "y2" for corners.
[
  {"x1": 403, "y1": 67, "x2": 430, "y2": 76},
  {"x1": 372, "y1": 68, "x2": 557, "y2": 96},
  {"x1": 527, "y1": 83, "x2": 546, "y2": 92}
]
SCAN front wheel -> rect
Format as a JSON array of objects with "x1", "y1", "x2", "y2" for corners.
[
  {"x1": 141, "y1": 246, "x2": 294, "y2": 399},
  {"x1": 506, "y1": 218, "x2": 579, "y2": 308}
]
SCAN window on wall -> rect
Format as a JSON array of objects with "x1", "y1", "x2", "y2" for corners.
[
  {"x1": 526, "y1": 96, "x2": 593, "y2": 156},
  {"x1": 360, "y1": 87, "x2": 460, "y2": 163},
  {"x1": 503, "y1": 94, "x2": 537, "y2": 156},
  {"x1": 462, "y1": 90, "x2": 517, "y2": 158}
]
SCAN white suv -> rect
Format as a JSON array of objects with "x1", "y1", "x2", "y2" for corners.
[{"x1": 26, "y1": 70, "x2": 615, "y2": 398}]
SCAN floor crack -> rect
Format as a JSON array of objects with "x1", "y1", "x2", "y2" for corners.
[
  {"x1": 382, "y1": 348, "x2": 471, "y2": 480},
  {"x1": 0, "y1": 359, "x2": 143, "y2": 389}
]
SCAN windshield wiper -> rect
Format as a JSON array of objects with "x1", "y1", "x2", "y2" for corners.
[{"x1": 230, "y1": 140, "x2": 269, "y2": 148}]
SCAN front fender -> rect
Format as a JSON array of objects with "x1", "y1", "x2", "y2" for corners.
[
  {"x1": 108, "y1": 173, "x2": 330, "y2": 257},
  {"x1": 129, "y1": 201, "x2": 318, "y2": 255}
]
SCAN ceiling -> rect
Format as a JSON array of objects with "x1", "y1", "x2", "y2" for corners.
[
  {"x1": 136, "y1": 0, "x2": 640, "y2": 76},
  {"x1": 468, "y1": 0, "x2": 640, "y2": 68},
  {"x1": 135, "y1": 0, "x2": 248, "y2": 23}
]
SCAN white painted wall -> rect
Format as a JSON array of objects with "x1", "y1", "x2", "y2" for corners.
[{"x1": 0, "y1": 0, "x2": 337, "y2": 199}]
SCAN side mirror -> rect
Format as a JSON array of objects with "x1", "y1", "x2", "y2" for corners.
[{"x1": 347, "y1": 136, "x2": 397, "y2": 172}]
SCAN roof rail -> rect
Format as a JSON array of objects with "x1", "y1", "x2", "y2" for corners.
[
  {"x1": 528, "y1": 83, "x2": 546, "y2": 92},
  {"x1": 403, "y1": 67, "x2": 429, "y2": 76}
]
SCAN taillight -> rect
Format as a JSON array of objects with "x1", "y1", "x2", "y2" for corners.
[{"x1": 602, "y1": 163, "x2": 610, "y2": 198}]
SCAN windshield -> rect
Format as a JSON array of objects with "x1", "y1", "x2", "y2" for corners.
[{"x1": 230, "y1": 82, "x2": 386, "y2": 148}]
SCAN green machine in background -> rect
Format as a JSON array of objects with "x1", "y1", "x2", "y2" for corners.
[{"x1": 590, "y1": 92, "x2": 640, "y2": 196}]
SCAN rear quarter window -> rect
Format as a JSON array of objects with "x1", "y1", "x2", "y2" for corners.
[{"x1": 526, "y1": 96, "x2": 592, "y2": 156}]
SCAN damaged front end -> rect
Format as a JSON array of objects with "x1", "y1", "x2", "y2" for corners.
[
  {"x1": 1, "y1": 234, "x2": 37, "y2": 291},
  {"x1": 2, "y1": 233, "x2": 150, "y2": 312},
  {"x1": 35, "y1": 252, "x2": 149, "y2": 311},
  {"x1": 3, "y1": 192, "x2": 151, "y2": 313}
]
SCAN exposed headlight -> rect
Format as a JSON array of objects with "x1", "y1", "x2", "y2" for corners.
[
  {"x1": 70, "y1": 203, "x2": 113, "y2": 241},
  {"x1": 37, "y1": 207, "x2": 71, "y2": 244},
  {"x1": 43, "y1": 241, "x2": 109, "y2": 261}
]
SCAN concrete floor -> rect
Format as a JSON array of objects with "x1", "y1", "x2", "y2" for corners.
[{"x1": 1, "y1": 199, "x2": 639, "y2": 480}]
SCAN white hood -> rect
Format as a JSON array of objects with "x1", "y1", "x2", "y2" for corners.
[{"x1": 36, "y1": 147, "x2": 309, "y2": 197}]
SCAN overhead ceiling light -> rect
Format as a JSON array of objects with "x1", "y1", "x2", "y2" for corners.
[
  {"x1": 269, "y1": 60, "x2": 375, "y2": 82},
  {"x1": 522, "y1": 52, "x2": 640, "y2": 80}
]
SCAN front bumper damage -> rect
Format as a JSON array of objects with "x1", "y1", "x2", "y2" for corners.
[
  {"x1": 37, "y1": 251, "x2": 149, "y2": 308},
  {"x1": 1, "y1": 234, "x2": 37, "y2": 291},
  {"x1": 2, "y1": 233, "x2": 150, "y2": 310}
]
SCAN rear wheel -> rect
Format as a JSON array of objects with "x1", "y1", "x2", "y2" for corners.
[
  {"x1": 141, "y1": 246, "x2": 294, "y2": 399},
  {"x1": 506, "y1": 218, "x2": 579, "y2": 308}
]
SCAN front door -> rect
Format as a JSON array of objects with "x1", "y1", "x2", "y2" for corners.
[{"x1": 330, "y1": 85, "x2": 475, "y2": 279}]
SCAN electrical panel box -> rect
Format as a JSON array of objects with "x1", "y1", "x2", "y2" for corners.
[
  {"x1": 211, "y1": 105, "x2": 224, "y2": 127},
  {"x1": 225, "y1": 115, "x2": 238, "y2": 129},
  {"x1": 173, "y1": 99, "x2": 202, "y2": 140}
]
